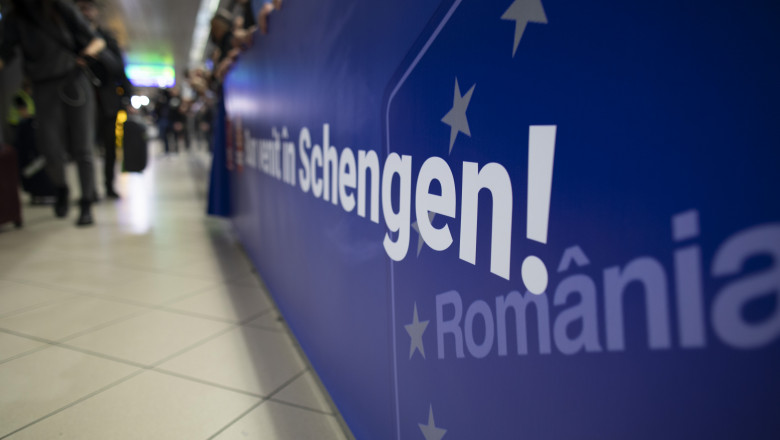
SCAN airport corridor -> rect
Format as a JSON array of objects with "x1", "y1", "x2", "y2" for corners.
[{"x1": 0, "y1": 146, "x2": 349, "y2": 439}]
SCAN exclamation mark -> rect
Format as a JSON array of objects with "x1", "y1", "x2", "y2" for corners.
[{"x1": 522, "y1": 125, "x2": 557, "y2": 295}]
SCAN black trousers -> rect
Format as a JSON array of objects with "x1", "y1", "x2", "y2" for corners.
[
  {"x1": 33, "y1": 72, "x2": 96, "y2": 201},
  {"x1": 97, "y1": 108, "x2": 118, "y2": 190}
]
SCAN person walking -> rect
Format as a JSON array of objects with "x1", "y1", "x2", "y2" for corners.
[
  {"x1": 75, "y1": 0, "x2": 131, "y2": 199},
  {"x1": 0, "y1": 0, "x2": 105, "y2": 226}
]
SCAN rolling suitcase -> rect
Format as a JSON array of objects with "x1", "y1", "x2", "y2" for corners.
[
  {"x1": 122, "y1": 117, "x2": 148, "y2": 173},
  {"x1": 15, "y1": 118, "x2": 57, "y2": 202},
  {"x1": 0, "y1": 144, "x2": 23, "y2": 228}
]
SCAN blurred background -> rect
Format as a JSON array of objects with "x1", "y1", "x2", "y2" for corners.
[{"x1": 0, "y1": 0, "x2": 223, "y2": 133}]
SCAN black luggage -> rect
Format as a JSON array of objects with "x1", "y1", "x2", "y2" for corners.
[
  {"x1": 0, "y1": 144, "x2": 23, "y2": 228},
  {"x1": 15, "y1": 119, "x2": 57, "y2": 201},
  {"x1": 122, "y1": 117, "x2": 148, "y2": 173}
]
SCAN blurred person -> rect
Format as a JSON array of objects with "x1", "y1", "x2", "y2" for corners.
[
  {"x1": 184, "y1": 68, "x2": 215, "y2": 151},
  {"x1": 6, "y1": 77, "x2": 35, "y2": 144},
  {"x1": 166, "y1": 86, "x2": 184, "y2": 152},
  {"x1": 196, "y1": 97, "x2": 214, "y2": 151},
  {"x1": 253, "y1": 0, "x2": 282, "y2": 35},
  {"x1": 11, "y1": 93, "x2": 58, "y2": 204},
  {"x1": 0, "y1": 0, "x2": 106, "y2": 226},
  {"x1": 209, "y1": 8, "x2": 256, "y2": 83},
  {"x1": 75, "y1": 0, "x2": 131, "y2": 199},
  {"x1": 170, "y1": 95, "x2": 191, "y2": 152},
  {"x1": 152, "y1": 88, "x2": 172, "y2": 154},
  {"x1": 231, "y1": 0, "x2": 282, "y2": 36}
]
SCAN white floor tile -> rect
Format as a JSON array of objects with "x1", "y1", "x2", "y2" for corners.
[
  {"x1": 0, "y1": 346, "x2": 137, "y2": 438},
  {"x1": 112, "y1": 247, "x2": 212, "y2": 272},
  {"x1": 156, "y1": 326, "x2": 306, "y2": 396},
  {"x1": 0, "y1": 280, "x2": 75, "y2": 318},
  {"x1": 0, "y1": 332, "x2": 45, "y2": 363},
  {"x1": 213, "y1": 401, "x2": 347, "y2": 440},
  {"x1": 65, "y1": 309, "x2": 231, "y2": 366},
  {"x1": 273, "y1": 371, "x2": 335, "y2": 414},
  {"x1": 96, "y1": 272, "x2": 216, "y2": 306},
  {"x1": 0, "y1": 249, "x2": 74, "y2": 280},
  {"x1": 0, "y1": 297, "x2": 147, "y2": 341},
  {"x1": 0, "y1": 152, "x2": 349, "y2": 439},
  {"x1": 165, "y1": 257, "x2": 255, "y2": 282},
  {"x1": 1, "y1": 257, "x2": 147, "y2": 295},
  {"x1": 5, "y1": 370, "x2": 259, "y2": 440},
  {"x1": 165, "y1": 283, "x2": 273, "y2": 322}
]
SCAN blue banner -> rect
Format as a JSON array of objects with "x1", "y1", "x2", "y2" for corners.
[{"x1": 223, "y1": 1, "x2": 780, "y2": 438}]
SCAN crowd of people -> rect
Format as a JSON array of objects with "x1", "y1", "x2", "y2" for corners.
[
  {"x1": 151, "y1": 0, "x2": 284, "y2": 154},
  {"x1": 151, "y1": 70, "x2": 215, "y2": 155},
  {"x1": 0, "y1": 0, "x2": 127, "y2": 225},
  {"x1": 0, "y1": 0, "x2": 284, "y2": 227}
]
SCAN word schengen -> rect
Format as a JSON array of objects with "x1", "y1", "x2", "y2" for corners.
[
  {"x1": 240, "y1": 123, "x2": 542, "y2": 283},
  {"x1": 238, "y1": 122, "x2": 780, "y2": 356}
]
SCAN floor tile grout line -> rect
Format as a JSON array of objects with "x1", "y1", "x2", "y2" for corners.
[
  {"x1": 58, "y1": 321, "x2": 241, "y2": 372},
  {"x1": 205, "y1": 399, "x2": 267, "y2": 440},
  {"x1": 267, "y1": 397, "x2": 336, "y2": 416},
  {"x1": 0, "y1": 294, "x2": 81, "y2": 320},
  {"x1": 204, "y1": 369, "x2": 310, "y2": 440},
  {"x1": 235, "y1": 308, "x2": 276, "y2": 326},
  {"x1": 1, "y1": 239, "x2": 247, "y2": 279},
  {"x1": 155, "y1": 305, "x2": 275, "y2": 325},
  {"x1": 0, "y1": 277, "x2": 136, "y2": 303},
  {"x1": 0, "y1": 328, "x2": 66, "y2": 366},
  {"x1": 139, "y1": 307, "x2": 278, "y2": 370},
  {"x1": 24, "y1": 313, "x2": 310, "y2": 440},
  {"x1": 0, "y1": 311, "x2": 274, "y2": 434},
  {"x1": 0, "y1": 261, "x2": 248, "y2": 302},
  {"x1": 151, "y1": 368, "x2": 267, "y2": 399},
  {"x1": 1, "y1": 291, "x2": 277, "y2": 368},
  {"x1": 0, "y1": 262, "x2": 168, "y2": 295},
  {"x1": 2, "y1": 154, "x2": 351, "y2": 438},
  {"x1": 242, "y1": 322, "x2": 286, "y2": 333},
  {"x1": 4, "y1": 317, "x2": 229, "y2": 371},
  {"x1": 1, "y1": 284, "x2": 272, "y2": 349},
  {"x1": 0, "y1": 344, "x2": 50, "y2": 367},
  {"x1": 261, "y1": 368, "x2": 310, "y2": 401},
  {"x1": 54, "y1": 308, "x2": 159, "y2": 344},
  {"x1": 243, "y1": 272, "x2": 355, "y2": 439},
  {"x1": 72, "y1": 291, "x2": 208, "y2": 311},
  {"x1": 0, "y1": 327, "x2": 60, "y2": 346},
  {"x1": 74, "y1": 278, "x2": 259, "y2": 313},
  {"x1": 0, "y1": 369, "x2": 146, "y2": 440},
  {"x1": 53, "y1": 342, "x2": 151, "y2": 369},
  {"x1": 147, "y1": 323, "x2": 242, "y2": 368},
  {"x1": 150, "y1": 308, "x2": 241, "y2": 324}
]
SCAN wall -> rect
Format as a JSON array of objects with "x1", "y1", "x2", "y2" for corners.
[{"x1": 222, "y1": 1, "x2": 780, "y2": 438}]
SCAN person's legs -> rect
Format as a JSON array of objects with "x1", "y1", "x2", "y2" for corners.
[
  {"x1": 32, "y1": 81, "x2": 69, "y2": 217},
  {"x1": 158, "y1": 120, "x2": 170, "y2": 153},
  {"x1": 100, "y1": 110, "x2": 119, "y2": 197},
  {"x1": 64, "y1": 74, "x2": 97, "y2": 225}
]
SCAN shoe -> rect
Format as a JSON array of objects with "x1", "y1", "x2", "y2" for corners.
[
  {"x1": 76, "y1": 199, "x2": 94, "y2": 227},
  {"x1": 105, "y1": 187, "x2": 120, "y2": 199},
  {"x1": 54, "y1": 186, "x2": 70, "y2": 218}
]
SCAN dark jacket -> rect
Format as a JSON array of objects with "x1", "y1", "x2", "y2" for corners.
[{"x1": 0, "y1": 0, "x2": 98, "y2": 83}]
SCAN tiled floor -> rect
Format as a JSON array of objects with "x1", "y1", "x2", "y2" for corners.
[{"x1": 0, "y1": 144, "x2": 349, "y2": 439}]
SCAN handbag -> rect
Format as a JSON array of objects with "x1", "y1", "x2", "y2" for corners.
[
  {"x1": 26, "y1": 10, "x2": 123, "y2": 86},
  {"x1": 81, "y1": 43, "x2": 123, "y2": 86}
]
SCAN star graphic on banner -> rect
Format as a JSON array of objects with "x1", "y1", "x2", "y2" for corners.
[
  {"x1": 411, "y1": 212, "x2": 437, "y2": 257},
  {"x1": 441, "y1": 78, "x2": 475, "y2": 154},
  {"x1": 501, "y1": 0, "x2": 548, "y2": 57},
  {"x1": 405, "y1": 303, "x2": 429, "y2": 359},
  {"x1": 418, "y1": 405, "x2": 447, "y2": 440}
]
